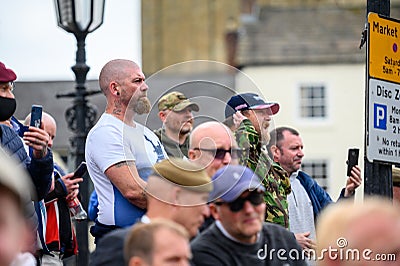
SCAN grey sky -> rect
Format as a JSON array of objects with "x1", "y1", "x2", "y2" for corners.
[{"x1": 0, "y1": 0, "x2": 141, "y2": 81}]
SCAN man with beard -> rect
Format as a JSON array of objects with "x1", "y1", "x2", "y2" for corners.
[
  {"x1": 154, "y1": 91, "x2": 199, "y2": 158},
  {"x1": 225, "y1": 93, "x2": 291, "y2": 229},
  {"x1": 85, "y1": 59, "x2": 167, "y2": 243}
]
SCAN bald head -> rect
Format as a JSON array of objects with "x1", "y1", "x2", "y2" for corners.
[
  {"x1": 99, "y1": 59, "x2": 140, "y2": 95},
  {"x1": 316, "y1": 197, "x2": 400, "y2": 265},
  {"x1": 189, "y1": 121, "x2": 238, "y2": 176}
]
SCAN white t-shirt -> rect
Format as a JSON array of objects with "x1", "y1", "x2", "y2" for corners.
[{"x1": 85, "y1": 113, "x2": 166, "y2": 227}]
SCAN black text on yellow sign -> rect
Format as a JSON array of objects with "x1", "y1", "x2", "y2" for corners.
[{"x1": 368, "y1": 13, "x2": 400, "y2": 84}]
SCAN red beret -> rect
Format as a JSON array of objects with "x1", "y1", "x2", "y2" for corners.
[{"x1": 0, "y1": 62, "x2": 17, "y2": 83}]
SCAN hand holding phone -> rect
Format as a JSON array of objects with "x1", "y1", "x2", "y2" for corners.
[
  {"x1": 346, "y1": 148, "x2": 359, "y2": 177},
  {"x1": 73, "y1": 162, "x2": 87, "y2": 179}
]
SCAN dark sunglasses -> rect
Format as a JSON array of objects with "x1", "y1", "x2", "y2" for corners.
[
  {"x1": 214, "y1": 190, "x2": 264, "y2": 212},
  {"x1": 193, "y1": 147, "x2": 243, "y2": 160}
]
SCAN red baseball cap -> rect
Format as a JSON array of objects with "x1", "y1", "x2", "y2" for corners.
[{"x1": 0, "y1": 62, "x2": 17, "y2": 83}]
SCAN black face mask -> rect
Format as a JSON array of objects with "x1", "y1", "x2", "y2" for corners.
[{"x1": 0, "y1": 96, "x2": 16, "y2": 121}]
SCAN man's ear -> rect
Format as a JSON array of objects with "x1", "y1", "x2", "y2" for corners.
[
  {"x1": 270, "y1": 145, "x2": 280, "y2": 162},
  {"x1": 128, "y1": 256, "x2": 146, "y2": 266},
  {"x1": 158, "y1": 111, "x2": 166, "y2": 122},
  {"x1": 188, "y1": 149, "x2": 197, "y2": 160},
  {"x1": 110, "y1": 81, "x2": 120, "y2": 97},
  {"x1": 209, "y1": 203, "x2": 220, "y2": 221}
]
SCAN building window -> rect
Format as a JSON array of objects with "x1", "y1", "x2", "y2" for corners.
[
  {"x1": 301, "y1": 160, "x2": 328, "y2": 190},
  {"x1": 299, "y1": 85, "x2": 326, "y2": 118}
]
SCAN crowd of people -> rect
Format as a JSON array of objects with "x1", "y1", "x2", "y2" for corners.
[{"x1": 1, "y1": 58, "x2": 398, "y2": 266}]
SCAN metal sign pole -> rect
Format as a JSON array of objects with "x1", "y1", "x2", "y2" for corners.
[{"x1": 364, "y1": 0, "x2": 393, "y2": 198}]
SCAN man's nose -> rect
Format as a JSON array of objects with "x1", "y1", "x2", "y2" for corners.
[
  {"x1": 222, "y1": 151, "x2": 232, "y2": 165},
  {"x1": 141, "y1": 82, "x2": 148, "y2": 91},
  {"x1": 242, "y1": 200, "x2": 256, "y2": 213}
]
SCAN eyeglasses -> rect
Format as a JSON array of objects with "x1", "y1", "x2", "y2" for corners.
[
  {"x1": 1, "y1": 82, "x2": 14, "y2": 92},
  {"x1": 214, "y1": 190, "x2": 264, "y2": 212},
  {"x1": 193, "y1": 147, "x2": 243, "y2": 160}
]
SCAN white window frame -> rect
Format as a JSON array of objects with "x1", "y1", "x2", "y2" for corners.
[
  {"x1": 295, "y1": 82, "x2": 331, "y2": 125},
  {"x1": 301, "y1": 159, "x2": 330, "y2": 191}
]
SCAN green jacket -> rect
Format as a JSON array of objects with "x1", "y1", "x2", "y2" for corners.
[
  {"x1": 235, "y1": 119, "x2": 291, "y2": 228},
  {"x1": 154, "y1": 128, "x2": 190, "y2": 158}
]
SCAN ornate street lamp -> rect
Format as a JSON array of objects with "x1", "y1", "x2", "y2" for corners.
[{"x1": 54, "y1": 0, "x2": 105, "y2": 265}]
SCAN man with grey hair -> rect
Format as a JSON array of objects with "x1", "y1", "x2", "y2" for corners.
[{"x1": 85, "y1": 59, "x2": 167, "y2": 243}]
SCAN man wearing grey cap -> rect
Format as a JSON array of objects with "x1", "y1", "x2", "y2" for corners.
[
  {"x1": 154, "y1": 91, "x2": 199, "y2": 158},
  {"x1": 89, "y1": 158, "x2": 212, "y2": 266},
  {"x1": 191, "y1": 165, "x2": 305, "y2": 266}
]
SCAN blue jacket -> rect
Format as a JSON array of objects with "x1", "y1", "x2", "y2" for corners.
[
  {"x1": 0, "y1": 124, "x2": 53, "y2": 200},
  {"x1": 297, "y1": 171, "x2": 346, "y2": 219}
]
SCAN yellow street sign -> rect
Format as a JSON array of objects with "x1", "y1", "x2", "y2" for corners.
[{"x1": 368, "y1": 13, "x2": 400, "y2": 84}]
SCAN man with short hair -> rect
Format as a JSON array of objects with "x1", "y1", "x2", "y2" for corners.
[
  {"x1": 124, "y1": 219, "x2": 191, "y2": 266},
  {"x1": 89, "y1": 158, "x2": 212, "y2": 266},
  {"x1": 154, "y1": 91, "x2": 199, "y2": 158},
  {"x1": 191, "y1": 165, "x2": 305, "y2": 265},
  {"x1": 267, "y1": 126, "x2": 362, "y2": 252},
  {"x1": 225, "y1": 93, "x2": 291, "y2": 228},
  {"x1": 85, "y1": 59, "x2": 167, "y2": 242}
]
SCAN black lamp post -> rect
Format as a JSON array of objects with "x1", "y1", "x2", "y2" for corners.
[{"x1": 54, "y1": 0, "x2": 105, "y2": 265}]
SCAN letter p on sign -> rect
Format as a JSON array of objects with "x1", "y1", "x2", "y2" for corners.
[{"x1": 374, "y1": 103, "x2": 387, "y2": 130}]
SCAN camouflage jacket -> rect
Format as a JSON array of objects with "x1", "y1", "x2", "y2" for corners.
[{"x1": 235, "y1": 119, "x2": 291, "y2": 228}]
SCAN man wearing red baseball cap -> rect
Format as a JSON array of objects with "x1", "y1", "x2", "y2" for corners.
[
  {"x1": 224, "y1": 92, "x2": 291, "y2": 229},
  {"x1": 0, "y1": 61, "x2": 53, "y2": 261},
  {"x1": 0, "y1": 62, "x2": 18, "y2": 123}
]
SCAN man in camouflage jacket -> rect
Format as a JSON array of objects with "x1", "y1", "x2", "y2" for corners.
[{"x1": 225, "y1": 93, "x2": 291, "y2": 228}]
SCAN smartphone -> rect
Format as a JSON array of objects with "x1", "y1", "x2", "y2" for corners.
[
  {"x1": 72, "y1": 162, "x2": 87, "y2": 179},
  {"x1": 346, "y1": 148, "x2": 359, "y2": 177},
  {"x1": 30, "y1": 105, "x2": 43, "y2": 128}
]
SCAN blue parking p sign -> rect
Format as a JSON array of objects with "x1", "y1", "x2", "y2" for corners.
[{"x1": 374, "y1": 103, "x2": 387, "y2": 130}]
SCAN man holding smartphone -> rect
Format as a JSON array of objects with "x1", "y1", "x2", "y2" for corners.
[
  {"x1": 0, "y1": 61, "x2": 53, "y2": 261},
  {"x1": 267, "y1": 126, "x2": 362, "y2": 257}
]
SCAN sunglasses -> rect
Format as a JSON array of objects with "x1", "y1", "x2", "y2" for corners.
[
  {"x1": 193, "y1": 147, "x2": 244, "y2": 160},
  {"x1": 214, "y1": 190, "x2": 264, "y2": 212}
]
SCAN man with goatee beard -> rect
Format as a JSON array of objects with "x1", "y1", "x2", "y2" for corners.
[
  {"x1": 85, "y1": 59, "x2": 167, "y2": 243},
  {"x1": 225, "y1": 93, "x2": 291, "y2": 229}
]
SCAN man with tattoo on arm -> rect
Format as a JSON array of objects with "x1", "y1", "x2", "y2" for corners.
[{"x1": 85, "y1": 59, "x2": 167, "y2": 243}]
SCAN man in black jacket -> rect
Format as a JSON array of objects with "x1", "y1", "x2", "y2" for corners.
[{"x1": 191, "y1": 165, "x2": 306, "y2": 266}]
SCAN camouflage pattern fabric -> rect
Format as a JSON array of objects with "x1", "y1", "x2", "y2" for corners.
[{"x1": 235, "y1": 119, "x2": 291, "y2": 228}]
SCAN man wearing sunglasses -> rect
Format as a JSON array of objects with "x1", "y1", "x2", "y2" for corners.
[
  {"x1": 191, "y1": 165, "x2": 305, "y2": 265},
  {"x1": 225, "y1": 93, "x2": 291, "y2": 229},
  {"x1": 188, "y1": 121, "x2": 240, "y2": 177}
]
